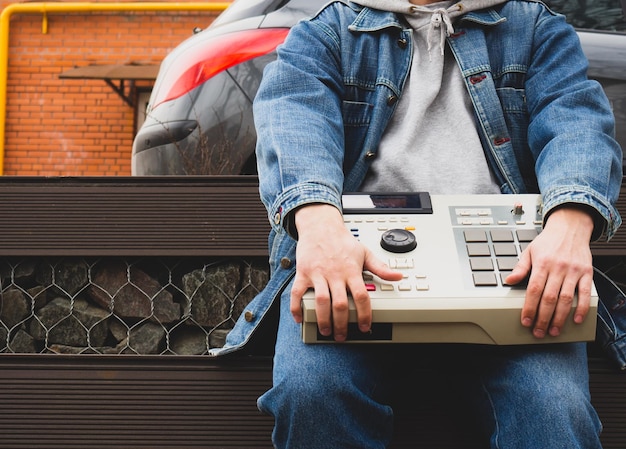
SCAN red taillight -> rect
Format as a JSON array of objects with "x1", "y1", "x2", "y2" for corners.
[{"x1": 152, "y1": 28, "x2": 290, "y2": 109}]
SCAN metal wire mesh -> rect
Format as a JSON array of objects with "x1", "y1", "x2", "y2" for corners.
[{"x1": 0, "y1": 257, "x2": 269, "y2": 355}]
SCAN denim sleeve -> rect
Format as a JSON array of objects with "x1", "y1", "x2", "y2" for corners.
[
  {"x1": 524, "y1": 8, "x2": 622, "y2": 241},
  {"x1": 253, "y1": 6, "x2": 348, "y2": 235}
]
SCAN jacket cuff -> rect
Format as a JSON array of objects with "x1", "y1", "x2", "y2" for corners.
[{"x1": 268, "y1": 183, "x2": 343, "y2": 239}]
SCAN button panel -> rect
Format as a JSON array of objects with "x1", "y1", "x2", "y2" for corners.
[
  {"x1": 343, "y1": 199, "x2": 542, "y2": 293},
  {"x1": 346, "y1": 220, "x2": 433, "y2": 294},
  {"x1": 455, "y1": 208, "x2": 540, "y2": 288}
]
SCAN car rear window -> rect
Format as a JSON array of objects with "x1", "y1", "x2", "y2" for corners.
[
  {"x1": 545, "y1": 0, "x2": 626, "y2": 32},
  {"x1": 211, "y1": 0, "x2": 289, "y2": 28}
]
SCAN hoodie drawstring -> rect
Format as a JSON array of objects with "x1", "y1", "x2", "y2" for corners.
[{"x1": 427, "y1": 8, "x2": 455, "y2": 56}]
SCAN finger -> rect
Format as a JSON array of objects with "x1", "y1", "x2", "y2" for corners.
[
  {"x1": 505, "y1": 249, "x2": 531, "y2": 286},
  {"x1": 573, "y1": 272, "x2": 593, "y2": 324},
  {"x1": 347, "y1": 277, "x2": 372, "y2": 334},
  {"x1": 541, "y1": 268, "x2": 593, "y2": 337},
  {"x1": 363, "y1": 249, "x2": 403, "y2": 282},
  {"x1": 531, "y1": 275, "x2": 562, "y2": 338},
  {"x1": 329, "y1": 284, "x2": 350, "y2": 342},
  {"x1": 313, "y1": 282, "x2": 333, "y2": 337},
  {"x1": 291, "y1": 274, "x2": 334, "y2": 337},
  {"x1": 547, "y1": 278, "x2": 577, "y2": 337},
  {"x1": 289, "y1": 275, "x2": 309, "y2": 324},
  {"x1": 520, "y1": 268, "x2": 546, "y2": 329}
]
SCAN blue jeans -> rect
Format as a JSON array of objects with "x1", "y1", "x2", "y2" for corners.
[{"x1": 258, "y1": 289, "x2": 603, "y2": 449}]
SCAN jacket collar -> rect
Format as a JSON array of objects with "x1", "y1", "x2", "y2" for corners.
[{"x1": 346, "y1": 2, "x2": 507, "y2": 32}]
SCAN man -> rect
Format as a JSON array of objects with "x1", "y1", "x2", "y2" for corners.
[{"x1": 213, "y1": 1, "x2": 623, "y2": 447}]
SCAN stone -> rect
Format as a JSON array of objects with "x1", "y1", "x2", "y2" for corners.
[
  {"x1": 88, "y1": 259, "x2": 181, "y2": 323},
  {"x1": 0, "y1": 326, "x2": 6, "y2": 352},
  {"x1": 9, "y1": 329, "x2": 37, "y2": 353},
  {"x1": 126, "y1": 321, "x2": 166, "y2": 354},
  {"x1": 169, "y1": 325, "x2": 208, "y2": 355},
  {"x1": 0, "y1": 288, "x2": 31, "y2": 329},
  {"x1": 36, "y1": 259, "x2": 89, "y2": 298},
  {"x1": 181, "y1": 262, "x2": 239, "y2": 327},
  {"x1": 12, "y1": 259, "x2": 38, "y2": 286},
  {"x1": 109, "y1": 317, "x2": 129, "y2": 342},
  {"x1": 209, "y1": 329, "x2": 230, "y2": 349},
  {"x1": 30, "y1": 297, "x2": 109, "y2": 347}
]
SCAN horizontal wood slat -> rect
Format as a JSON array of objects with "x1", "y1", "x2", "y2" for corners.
[
  {"x1": 0, "y1": 176, "x2": 270, "y2": 257},
  {"x1": 0, "y1": 354, "x2": 624, "y2": 448},
  {"x1": 0, "y1": 355, "x2": 275, "y2": 449}
]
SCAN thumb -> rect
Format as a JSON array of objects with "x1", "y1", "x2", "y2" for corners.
[
  {"x1": 363, "y1": 249, "x2": 404, "y2": 281},
  {"x1": 505, "y1": 249, "x2": 531, "y2": 285}
]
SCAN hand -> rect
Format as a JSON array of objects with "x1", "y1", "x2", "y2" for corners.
[
  {"x1": 505, "y1": 206, "x2": 595, "y2": 338},
  {"x1": 290, "y1": 204, "x2": 403, "y2": 342}
]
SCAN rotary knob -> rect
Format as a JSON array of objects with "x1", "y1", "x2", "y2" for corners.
[{"x1": 380, "y1": 229, "x2": 417, "y2": 253}]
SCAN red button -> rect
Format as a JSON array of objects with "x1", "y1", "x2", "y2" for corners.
[{"x1": 365, "y1": 284, "x2": 377, "y2": 292}]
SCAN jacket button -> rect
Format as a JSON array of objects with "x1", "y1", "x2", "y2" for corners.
[
  {"x1": 365, "y1": 151, "x2": 376, "y2": 160},
  {"x1": 397, "y1": 38, "x2": 407, "y2": 49},
  {"x1": 274, "y1": 212, "x2": 281, "y2": 225},
  {"x1": 387, "y1": 95, "x2": 398, "y2": 106},
  {"x1": 244, "y1": 311, "x2": 255, "y2": 322},
  {"x1": 280, "y1": 257, "x2": 292, "y2": 269}
]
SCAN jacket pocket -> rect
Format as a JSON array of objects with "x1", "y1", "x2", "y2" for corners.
[
  {"x1": 342, "y1": 100, "x2": 373, "y2": 155},
  {"x1": 342, "y1": 100, "x2": 372, "y2": 126},
  {"x1": 497, "y1": 87, "x2": 529, "y2": 146}
]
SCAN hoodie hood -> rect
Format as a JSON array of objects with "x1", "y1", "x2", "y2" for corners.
[
  {"x1": 350, "y1": 0, "x2": 507, "y2": 54},
  {"x1": 350, "y1": 0, "x2": 507, "y2": 16}
]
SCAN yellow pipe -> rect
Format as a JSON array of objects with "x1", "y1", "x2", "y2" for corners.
[{"x1": 0, "y1": 2, "x2": 231, "y2": 176}]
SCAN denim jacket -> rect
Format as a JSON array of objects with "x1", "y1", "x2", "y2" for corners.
[{"x1": 211, "y1": 0, "x2": 625, "y2": 366}]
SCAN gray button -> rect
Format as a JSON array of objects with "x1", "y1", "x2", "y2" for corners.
[
  {"x1": 472, "y1": 272, "x2": 498, "y2": 286},
  {"x1": 464, "y1": 229, "x2": 487, "y2": 242},
  {"x1": 497, "y1": 257, "x2": 519, "y2": 271},
  {"x1": 467, "y1": 243, "x2": 491, "y2": 257},
  {"x1": 470, "y1": 257, "x2": 494, "y2": 271},
  {"x1": 493, "y1": 243, "x2": 517, "y2": 256},
  {"x1": 517, "y1": 229, "x2": 539, "y2": 242},
  {"x1": 490, "y1": 229, "x2": 513, "y2": 242}
]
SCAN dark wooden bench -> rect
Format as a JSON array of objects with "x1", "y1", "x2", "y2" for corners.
[
  {"x1": 0, "y1": 176, "x2": 624, "y2": 448},
  {"x1": 0, "y1": 349, "x2": 624, "y2": 448}
]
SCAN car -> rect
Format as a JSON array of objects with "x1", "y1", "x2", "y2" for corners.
[
  {"x1": 131, "y1": 0, "x2": 626, "y2": 176},
  {"x1": 132, "y1": 0, "x2": 320, "y2": 176}
]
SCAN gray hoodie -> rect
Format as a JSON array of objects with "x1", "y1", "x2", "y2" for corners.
[{"x1": 352, "y1": 0, "x2": 509, "y2": 195}]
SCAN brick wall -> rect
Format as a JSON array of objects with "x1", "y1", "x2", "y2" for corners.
[{"x1": 1, "y1": 1, "x2": 224, "y2": 176}]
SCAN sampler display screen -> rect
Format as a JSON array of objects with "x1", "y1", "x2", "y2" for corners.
[{"x1": 342, "y1": 192, "x2": 433, "y2": 214}]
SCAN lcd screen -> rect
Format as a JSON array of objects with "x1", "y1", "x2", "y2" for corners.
[{"x1": 342, "y1": 192, "x2": 432, "y2": 214}]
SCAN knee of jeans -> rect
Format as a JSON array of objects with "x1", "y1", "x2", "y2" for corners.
[
  {"x1": 258, "y1": 369, "x2": 351, "y2": 424},
  {"x1": 512, "y1": 370, "x2": 593, "y2": 416},
  {"x1": 260, "y1": 351, "x2": 377, "y2": 417},
  {"x1": 277, "y1": 363, "x2": 348, "y2": 403}
]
